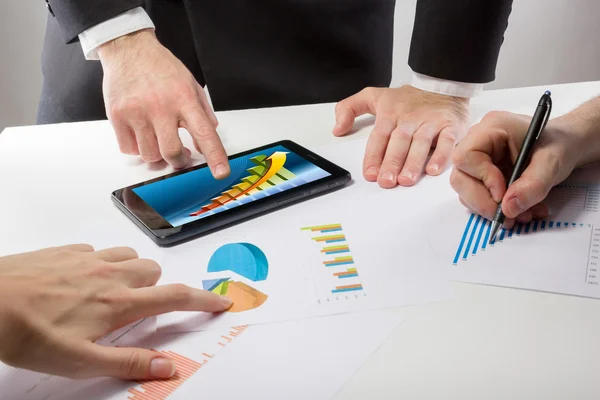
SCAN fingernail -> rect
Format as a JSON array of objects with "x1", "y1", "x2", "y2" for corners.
[
  {"x1": 401, "y1": 170, "x2": 414, "y2": 182},
  {"x1": 365, "y1": 166, "x2": 378, "y2": 177},
  {"x1": 429, "y1": 164, "x2": 439, "y2": 174},
  {"x1": 490, "y1": 187, "x2": 502, "y2": 203},
  {"x1": 380, "y1": 171, "x2": 395, "y2": 183},
  {"x1": 508, "y1": 197, "x2": 525, "y2": 214},
  {"x1": 214, "y1": 164, "x2": 228, "y2": 178},
  {"x1": 220, "y1": 296, "x2": 233, "y2": 308},
  {"x1": 150, "y1": 358, "x2": 176, "y2": 378}
]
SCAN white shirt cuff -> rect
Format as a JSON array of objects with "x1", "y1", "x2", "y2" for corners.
[
  {"x1": 78, "y1": 7, "x2": 155, "y2": 61},
  {"x1": 410, "y1": 72, "x2": 483, "y2": 98}
]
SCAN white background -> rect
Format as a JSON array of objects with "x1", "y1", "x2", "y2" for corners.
[{"x1": 2, "y1": 0, "x2": 600, "y2": 131}]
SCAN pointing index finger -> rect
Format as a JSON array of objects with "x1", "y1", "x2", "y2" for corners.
[
  {"x1": 182, "y1": 105, "x2": 230, "y2": 179},
  {"x1": 120, "y1": 284, "x2": 233, "y2": 324}
]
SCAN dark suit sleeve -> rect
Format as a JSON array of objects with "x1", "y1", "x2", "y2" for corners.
[
  {"x1": 46, "y1": 0, "x2": 145, "y2": 44},
  {"x1": 408, "y1": 0, "x2": 513, "y2": 84}
]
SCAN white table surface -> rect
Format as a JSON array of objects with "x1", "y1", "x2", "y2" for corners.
[{"x1": 2, "y1": 81, "x2": 600, "y2": 399}]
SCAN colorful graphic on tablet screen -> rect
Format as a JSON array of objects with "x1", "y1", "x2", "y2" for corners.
[{"x1": 132, "y1": 145, "x2": 330, "y2": 227}]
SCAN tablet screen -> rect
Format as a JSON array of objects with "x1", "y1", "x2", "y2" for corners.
[{"x1": 132, "y1": 144, "x2": 331, "y2": 227}]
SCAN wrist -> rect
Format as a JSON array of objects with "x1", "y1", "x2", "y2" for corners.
[
  {"x1": 551, "y1": 111, "x2": 600, "y2": 168},
  {"x1": 97, "y1": 29, "x2": 157, "y2": 64}
]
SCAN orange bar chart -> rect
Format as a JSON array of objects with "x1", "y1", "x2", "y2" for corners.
[{"x1": 127, "y1": 351, "x2": 202, "y2": 400}]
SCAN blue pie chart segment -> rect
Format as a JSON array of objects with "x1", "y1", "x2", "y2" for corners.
[{"x1": 207, "y1": 243, "x2": 269, "y2": 282}]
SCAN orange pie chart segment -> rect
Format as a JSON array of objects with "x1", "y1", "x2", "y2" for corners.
[{"x1": 225, "y1": 281, "x2": 268, "y2": 313}]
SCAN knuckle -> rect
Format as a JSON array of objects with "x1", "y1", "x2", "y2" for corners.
[
  {"x1": 178, "y1": 85, "x2": 198, "y2": 102},
  {"x1": 142, "y1": 259, "x2": 162, "y2": 281},
  {"x1": 371, "y1": 128, "x2": 392, "y2": 140},
  {"x1": 452, "y1": 149, "x2": 467, "y2": 168},
  {"x1": 382, "y1": 158, "x2": 403, "y2": 171},
  {"x1": 203, "y1": 146, "x2": 225, "y2": 162},
  {"x1": 161, "y1": 145, "x2": 184, "y2": 160},
  {"x1": 169, "y1": 283, "x2": 193, "y2": 304},
  {"x1": 89, "y1": 263, "x2": 117, "y2": 279},
  {"x1": 449, "y1": 170, "x2": 462, "y2": 190},
  {"x1": 439, "y1": 129, "x2": 457, "y2": 142},
  {"x1": 361, "y1": 87, "x2": 375, "y2": 97},
  {"x1": 481, "y1": 110, "x2": 507, "y2": 124},
  {"x1": 193, "y1": 122, "x2": 217, "y2": 140},
  {"x1": 120, "y1": 351, "x2": 143, "y2": 377},
  {"x1": 392, "y1": 128, "x2": 412, "y2": 142},
  {"x1": 527, "y1": 178, "x2": 550, "y2": 200},
  {"x1": 120, "y1": 98, "x2": 144, "y2": 114},
  {"x1": 413, "y1": 130, "x2": 433, "y2": 142}
]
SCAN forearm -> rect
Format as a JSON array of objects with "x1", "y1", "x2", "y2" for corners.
[
  {"x1": 553, "y1": 96, "x2": 600, "y2": 167},
  {"x1": 408, "y1": 0, "x2": 513, "y2": 84},
  {"x1": 47, "y1": 0, "x2": 144, "y2": 43}
]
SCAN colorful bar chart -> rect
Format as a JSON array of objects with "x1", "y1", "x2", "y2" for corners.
[
  {"x1": 321, "y1": 244, "x2": 350, "y2": 255},
  {"x1": 127, "y1": 351, "x2": 202, "y2": 400},
  {"x1": 302, "y1": 223, "x2": 365, "y2": 297},
  {"x1": 453, "y1": 213, "x2": 590, "y2": 264},
  {"x1": 334, "y1": 268, "x2": 359, "y2": 279},
  {"x1": 126, "y1": 326, "x2": 248, "y2": 400},
  {"x1": 332, "y1": 284, "x2": 364, "y2": 293},
  {"x1": 311, "y1": 234, "x2": 346, "y2": 243},
  {"x1": 323, "y1": 256, "x2": 354, "y2": 267}
]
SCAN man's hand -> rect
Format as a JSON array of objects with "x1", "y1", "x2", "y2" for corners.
[
  {"x1": 0, "y1": 245, "x2": 232, "y2": 380},
  {"x1": 98, "y1": 29, "x2": 230, "y2": 177},
  {"x1": 334, "y1": 85, "x2": 469, "y2": 188},
  {"x1": 450, "y1": 111, "x2": 586, "y2": 228}
]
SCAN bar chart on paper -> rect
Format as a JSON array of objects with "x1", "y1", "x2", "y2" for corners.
[
  {"x1": 453, "y1": 214, "x2": 592, "y2": 265},
  {"x1": 300, "y1": 224, "x2": 366, "y2": 303},
  {"x1": 433, "y1": 181, "x2": 600, "y2": 298},
  {"x1": 3, "y1": 319, "x2": 249, "y2": 400}
]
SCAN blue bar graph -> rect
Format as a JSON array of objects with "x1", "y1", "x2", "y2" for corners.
[
  {"x1": 462, "y1": 215, "x2": 482, "y2": 259},
  {"x1": 499, "y1": 228, "x2": 507, "y2": 241},
  {"x1": 324, "y1": 261, "x2": 354, "y2": 267},
  {"x1": 508, "y1": 226, "x2": 515, "y2": 238},
  {"x1": 326, "y1": 249, "x2": 350, "y2": 255},
  {"x1": 453, "y1": 214, "x2": 475, "y2": 264},
  {"x1": 332, "y1": 286, "x2": 364, "y2": 294},
  {"x1": 472, "y1": 220, "x2": 487, "y2": 255},
  {"x1": 452, "y1": 213, "x2": 582, "y2": 264},
  {"x1": 482, "y1": 220, "x2": 492, "y2": 250}
]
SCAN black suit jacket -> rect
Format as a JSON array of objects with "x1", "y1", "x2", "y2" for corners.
[{"x1": 41, "y1": 0, "x2": 511, "y2": 122}]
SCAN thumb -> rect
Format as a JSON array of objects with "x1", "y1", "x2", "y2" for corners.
[
  {"x1": 502, "y1": 155, "x2": 555, "y2": 218},
  {"x1": 85, "y1": 343, "x2": 178, "y2": 380},
  {"x1": 333, "y1": 88, "x2": 377, "y2": 137}
]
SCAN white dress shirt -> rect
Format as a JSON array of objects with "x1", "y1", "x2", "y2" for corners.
[{"x1": 78, "y1": 6, "x2": 483, "y2": 98}]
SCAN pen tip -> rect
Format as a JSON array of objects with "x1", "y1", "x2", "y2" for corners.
[{"x1": 544, "y1": 90, "x2": 551, "y2": 96}]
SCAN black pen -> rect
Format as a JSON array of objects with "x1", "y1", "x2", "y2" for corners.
[{"x1": 489, "y1": 90, "x2": 553, "y2": 244}]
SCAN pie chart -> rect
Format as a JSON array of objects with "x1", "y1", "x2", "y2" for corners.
[{"x1": 204, "y1": 243, "x2": 269, "y2": 313}]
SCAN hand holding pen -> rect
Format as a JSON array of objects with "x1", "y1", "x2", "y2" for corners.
[
  {"x1": 449, "y1": 92, "x2": 600, "y2": 236},
  {"x1": 488, "y1": 91, "x2": 552, "y2": 242}
]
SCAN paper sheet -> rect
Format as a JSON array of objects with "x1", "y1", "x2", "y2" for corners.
[
  {"x1": 1, "y1": 311, "x2": 403, "y2": 400},
  {"x1": 428, "y1": 164, "x2": 600, "y2": 298},
  {"x1": 157, "y1": 138, "x2": 454, "y2": 332}
]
